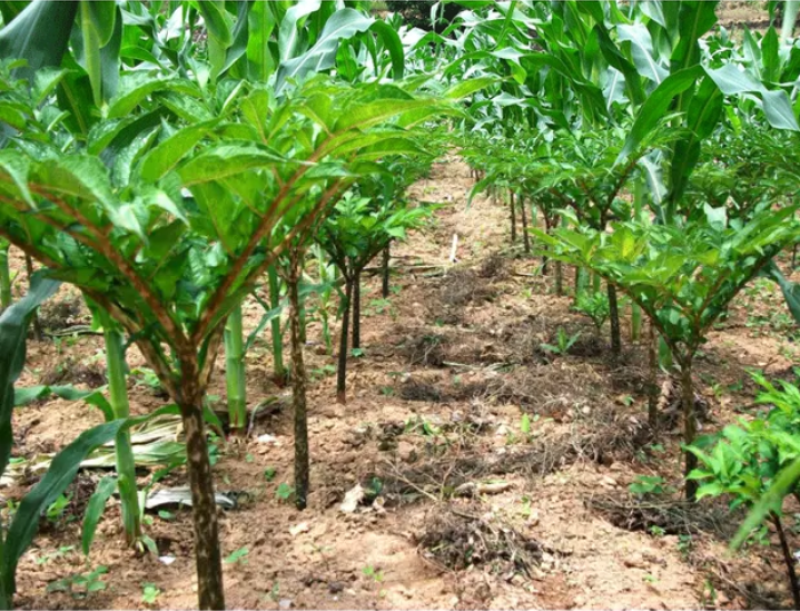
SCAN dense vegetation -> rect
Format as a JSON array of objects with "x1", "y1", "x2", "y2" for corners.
[{"x1": 0, "y1": 1, "x2": 799, "y2": 609}]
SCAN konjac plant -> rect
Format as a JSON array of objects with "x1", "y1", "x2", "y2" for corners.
[
  {"x1": 0, "y1": 66, "x2": 449, "y2": 608},
  {"x1": 536, "y1": 206, "x2": 800, "y2": 499}
]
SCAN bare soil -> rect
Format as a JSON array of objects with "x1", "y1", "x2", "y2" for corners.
[{"x1": 3, "y1": 154, "x2": 800, "y2": 610}]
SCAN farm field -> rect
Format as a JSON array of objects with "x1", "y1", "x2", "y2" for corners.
[
  {"x1": 1, "y1": 2, "x2": 800, "y2": 611},
  {"x1": 5, "y1": 154, "x2": 800, "y2": 610}
]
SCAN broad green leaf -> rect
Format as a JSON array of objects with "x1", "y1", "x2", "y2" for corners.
[
  {"x1": 139, "y1": 122, "x2": 216, "y2": 181},
  {"x1": 0, "y1": 0, "x2": 77, "y2": 83},
  {"x1": 197, "y1": 0, "x2": 232, "y2": 47},
  {"x1": 0, "y1": 276, "x2": 60, "y2": 478},
  {"x1": 279, "y1": 0, "x2": 322, "y2": 61},
  {"x1": 618, "y1": 65, "x2": 704, "y2": 163},
  {"x1": 442, "y1": 76, "x2": 495, "y2": 100},
  {"x1": 0, "y1": 151, "x2": 32, "y2": 206},
  {"x1": 36, "y1": 155, "x2": 114, "y2": 208},
  {"x1": 244, "y1": 1, "x2": 277, "y2": 81},
  {"x1": 704, "y1": 63, "x2": 799, "y2": 131},
  {"x1": 178, "y1": 145, "x2": 284, "y2": 186},
  {"x1": 617, "y1": 23, "x2": 666, "y2": 84},
  {"x1": 275, "y1": 8, "x2": 374, "y2": 93}
]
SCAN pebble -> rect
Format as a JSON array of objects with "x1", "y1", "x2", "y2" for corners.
[
  {"x1": 623, "y1": 552, "x2": 648, "y2": 569},
  {"x1": 328, "y1": 582, "x2": 344, "y2": 594},
  {"x1": 278, "y1": 599, "x2": 293, "y2": 610},
  {"x1": 397, "y1": 441, "x2": 418, "y2": 463}
]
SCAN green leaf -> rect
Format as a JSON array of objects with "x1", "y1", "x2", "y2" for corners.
[
  {"x1": 762, "y1": 262, "x2": 800, "y2": 325},
  {"x1": 618, "y1": 66, "x2": 704, "y2": 163},
  {"x1": 0, "y1": 151, "x2": 33, "y2": 206},
  {"x1": 81, "y1": 475, "x2": 118, "y2": 555},
  {"x1": 442, "y1": 77, "x2": 495, "y2": 100},
  {"x1": 14, "y1": 384, "x2": 102, "y2": 407},
  {"x1": 197, "y1": 1, "x2": 232, "y2": 47},
  {"x1": 279, "y1": 0, "x2": 322, "y2": 61},
  {"x1": 84, "y1": 1, "x2": 116, "y2": 46},
  {"x1": 3, "y1": 418, "x2": 128, "y2": 597},
  {"x1": 139, "y1": 121, "x2": 216, "y2": 181},
  {"x1": 732, "y1": 457, "x2": 800, "y2": 549},
  {"x1": 244, "y1": 2, "x2": 277, "y2": 81},
  {"x1": 275, "y1": 8, "x2": 374, "y2": 93},
  {"x1": 704, "y1": 63, "x2": 799, "y2": 131},
  {"x1": 616, "y1": 23, "x2": 667, "y2": 84},
  {"x1": 0, "y1": 0, "x2": 77, "y2": 83},
  {"x1": 0, "y1": 276, "x2": 60, "y2": 480},
  {"x1": 367, "y1": 20, "x2": 405, "y2": 80}
]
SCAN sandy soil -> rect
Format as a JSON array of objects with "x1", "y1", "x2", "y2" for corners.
[{"x1": 3, "y1": 154, "x2": 800, "y2": 610}]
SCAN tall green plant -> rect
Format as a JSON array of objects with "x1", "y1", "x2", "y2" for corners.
[
  {"x1": 0, "y1": 277, "x2": 133, "y2": 609},
  {"x1": 536, "y1": 207, "x2": 800, "y2": 499},
  {"x1": 97, "y1": 310, "x2": 141, "y2": 547},
  {"x1": 318, "y1": 192, "x2": 432, "y2": 403},
  {"x1": 0, "y1": 69, "x2": 449, "y2": 609},
  {"x1": 0, "y1": 239, "x2": 10, "y2": 311},
  {"x1": 224, "y1": 306, "x2": 247, "y2": 436}
]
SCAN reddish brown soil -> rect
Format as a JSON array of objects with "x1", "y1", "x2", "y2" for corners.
[{"x1": 3, "y1": 155, "x2": 800, "y2": 610}]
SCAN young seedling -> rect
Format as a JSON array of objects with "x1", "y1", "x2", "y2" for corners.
[{"x1": 540, "y1": 327, "x2": 581, "y2": 356}]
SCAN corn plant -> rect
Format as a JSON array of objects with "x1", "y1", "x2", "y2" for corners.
[
  {"x1": 96, "y1": 309, "x2": 141, "y2": 547},
  {"x1": 0, "y1": 238, "x2": 10, "y2": 311},
  {"x1": 0, "y1": 277, "x2": 142, "y2": 610},
  {"x1": 223, "y1": 306, "x2": 247, "y2": 437}
]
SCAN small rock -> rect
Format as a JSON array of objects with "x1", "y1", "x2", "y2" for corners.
[
  {"x1": 339, "y1": 484, "x2": 366, "y2": 513},
  {"x1": 278, "y1": 599, "x2": 293, "y2": 610},
  {"x1": 495, "y1": 424, "x2": 511, "y2": 436},
  {"x1": 581, "y1": 406, "x2": 591, "y2": 415},
  {"x1": 623, "y1": 552, "x2": 647, "y2": 569},
  {"x1": 600, "y1": 475, "x2": 618, "y2": 488},
  {"x1": 397, "y1": 441, "x2": 418, "y2": 463},
  {"x1": 328, "y1": 582, "x2": 345, "y2": 594},
  {"x1": 257, "y1": 434, "x2": 280, "y2": 445},
  {"x1": 289, "y1": 522, "x2": 310, "y2": 536},
  {"x1": 378, "y1": 439, "x2": 397, "y2": 451}
]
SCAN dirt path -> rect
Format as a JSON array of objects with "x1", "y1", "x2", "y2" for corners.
[{"x1": 5, "y1": 155, "x2": 799, "y2": 610}]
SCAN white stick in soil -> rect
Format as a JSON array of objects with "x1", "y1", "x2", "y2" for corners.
[{"x1": 449, "y1": 233, "x2": 459, "y2": 263}]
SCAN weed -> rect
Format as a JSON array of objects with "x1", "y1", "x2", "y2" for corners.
[
  {"x1": 540, "y1": 328, "x2": 581, "y2": 356},
  {"x1": 677, "y1": 534, "x2": 693, "y2": 561},
  {"x1": 629, "y1": 475, "x2": 672, "y2": 496},
  {"x1": 34, "y1": 546, "x2": 74, "y2": 565},
  {"x1": 142, "y1": 583, "x2": 161, "y2": 605},
  {"x1": 45, "y1": 493, "x2": 72, "y2": 523},
  {"x1": 276, "y1": 483, "x2": 295, "y2": 502},
  {"x1": 362, "y1": 565, "x2": 384, "y2": 583},
  {"x1": 47, "y1": 565, "x2": 108, "y2": 599},
  {"x1": 224, "y1": 547, "x2": 249, "y2": 565}
]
